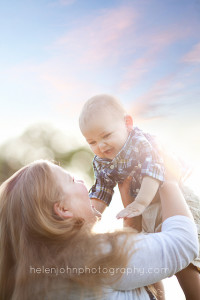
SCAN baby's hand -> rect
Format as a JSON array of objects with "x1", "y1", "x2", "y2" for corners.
[{"x1": 116, "y1": 202, "x2": 146, "y2": 219}]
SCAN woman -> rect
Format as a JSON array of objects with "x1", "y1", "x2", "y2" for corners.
[{"x1": 0, "y1": 160, "x2": 198, "y2": 299}]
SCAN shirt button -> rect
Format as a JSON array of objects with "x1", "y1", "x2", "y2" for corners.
[{"x1": 110, "y1": 165, "x2": 114, "y2": 169}]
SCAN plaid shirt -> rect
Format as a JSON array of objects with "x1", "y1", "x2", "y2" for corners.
[{"x1": 89, "y1": 127, "x2": 165, "y2": 206}]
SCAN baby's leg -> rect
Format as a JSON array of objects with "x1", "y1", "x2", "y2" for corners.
[
  {"x1": 176, "y1": 264, "x2": 200, "y2": 300},
  {"x1": 123, "y1": 216, "x2": 142, "y2": 232},
  {"x1": 153, "y1": 281, "x2": 166, "y2": 300}
]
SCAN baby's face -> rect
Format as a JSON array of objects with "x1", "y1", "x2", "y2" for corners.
[{"x1": 82, "y1": 112, "x2": 129, "y2": 160}]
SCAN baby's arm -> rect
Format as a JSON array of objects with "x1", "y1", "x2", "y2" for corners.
[
  {"x1": 89, "y1": 158, "x2": 116, "y2": 214},
  {"x1": 91, "y1": 198, "x2": 107, "y2": 213},
  {"x1": 116, "y1": 176, "x2": 160, "y2": 219}
]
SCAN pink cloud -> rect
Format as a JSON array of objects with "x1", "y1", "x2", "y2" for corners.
[
  {"x1": 147, "y1": 25, "x2": 191, "y2": 49},
  {"x1": 129, "y1": 75, "x2": 175, "y2": 119},
  {"x1": 59, "y1": 0, "x2": 76, "y2": 5},
  {"x1": 3, "y1": 59, "x2": 96, "y2": 110},
  {"x1": 119, "y1": 54, "x2": 154, "y2": 91},
  {"x1": 48, "y1": 0, "x2": 76, "y2": 7},
  {"x1": 54, "y1": 5, "x2": 137, "y2": 65},
  {"x1": 182, "y1": 42, "x2": 200, "y2": 63},
  {"x1": 3, "y1": 5, "x2": 197, "y2": 118},
  {"x1": 118, "y1": 24, "x2": 192, "y2": 91}
]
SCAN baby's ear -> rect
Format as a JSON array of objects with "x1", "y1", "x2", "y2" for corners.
[
  {"x1": 54, "y1": 203, "x2": 74, "y2": 219},
  {"x1": 124, "y1": 115, "x2": 133, "y2": 131}
]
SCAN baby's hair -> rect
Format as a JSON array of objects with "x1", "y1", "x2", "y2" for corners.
[{"x1": 79, "y1": 94, "x2": 126, "y2": 131}]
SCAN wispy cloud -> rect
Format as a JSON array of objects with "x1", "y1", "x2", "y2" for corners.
[
  {"x1": 3, "y1": 57, "x2": 103, "y2": 118},
  {"x1": 119, "y1": 23, "x2": 193, "y2": 91},
  {"x1": 59, "y1": 0, "x2": 76, "y2": 5},
  {"x1": 2, "y1": 3, "x2": 199, "y2": 122},
  {"x1": 128, "y1": 61, "x2": 200, "y2": 120},
  {"x1": 182, "y1": 42, "x2": 200, "y2": 63},
  {"x1": 129, "y1": 75, "x2": 175, "y2": 118},
  {"x1": 54, "y1": 5, "x2": 137, "y2": 65},
  {"x1": 119, "y1": 55, "x2": 152, "y2": 91},
  {"x1": 49, "y1": 0, "x2": 76, "y2": 7},
  {"x1": 146, "y1": 24, "x2": 191, "y2": 50}
]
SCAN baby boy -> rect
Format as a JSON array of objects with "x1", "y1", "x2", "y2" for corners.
[{"x1": 79, "y1": 94, "x2": 168, "y2": 218}]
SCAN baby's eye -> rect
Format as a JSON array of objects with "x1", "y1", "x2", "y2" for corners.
[
  {"x1": 89, "y1": 141, "x2": 96, "y2": 145},
  {"x1": 103, "y1": 133, "x2": 111, "y2": 139}
]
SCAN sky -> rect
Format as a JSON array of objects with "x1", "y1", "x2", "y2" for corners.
[
  {"x1": 1, "y1": 0, "x2": 200, "y2": 182},
  {"x1": 1, "y1": 1, "x2": 199, "y2": 298}
]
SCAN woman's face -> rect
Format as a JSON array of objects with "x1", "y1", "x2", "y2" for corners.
[{"x1": 51, "y1": 164, "x2": 101, "y2": 222}]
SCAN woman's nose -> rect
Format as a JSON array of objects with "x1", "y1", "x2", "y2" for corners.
[{"x1": 76, "y1": 179, "x2": 84, "y2": 184}]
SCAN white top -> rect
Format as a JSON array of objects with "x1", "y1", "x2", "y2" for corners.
[
  {"x1": 44, "y1": 216, "x2": 199, "y2": 300},
  {"x1": 103, "y1": 215, "x2": 198, "y2": 299}
]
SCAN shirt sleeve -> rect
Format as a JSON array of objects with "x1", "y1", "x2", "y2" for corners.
[
  {"x1": 112, "y1": 215, "x2": 199, "y2": 290},
  {"x1": 137, "y1": 136, "x2": 165, "y2": 182},
  {"x1": 89, "y1": 159, "x2": 116, "y2": 206}
]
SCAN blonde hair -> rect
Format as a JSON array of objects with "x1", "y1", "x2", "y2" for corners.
[
  {"x1": 79, "y1": 94, "x2": 126, "y2": 132},
  {"x1": 0, "y1": 160, "x2": 135, "y2": 299}
]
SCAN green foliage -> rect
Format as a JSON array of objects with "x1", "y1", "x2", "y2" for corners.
[{"x1": 0, "y1": 124, "x2": 94, "y2": 184}]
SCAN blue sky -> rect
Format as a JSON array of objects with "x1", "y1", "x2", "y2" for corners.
[{"x1": 1, "y1": 0, "x2": 200, "y2": 169}]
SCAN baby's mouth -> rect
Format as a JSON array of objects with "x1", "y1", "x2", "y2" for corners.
[{"x1": 104, "y1": 148, "x2": 114, "y2": 155}]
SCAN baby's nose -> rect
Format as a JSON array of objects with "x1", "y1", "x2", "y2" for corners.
[{"x1": 99, "y1": 141, "x2": 106, "y2": 151}]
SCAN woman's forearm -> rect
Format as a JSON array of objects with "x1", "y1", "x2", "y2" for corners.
[
  {"x1": 114, "y1": 216, "x2": 198, "y2": 290},
  {"x1": 159, "y1": 182, "x2": 193, "y2": 221}
]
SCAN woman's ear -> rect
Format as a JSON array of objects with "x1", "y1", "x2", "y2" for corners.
[
  {"x1": 124, "y1": 115, "x2": 133, "y2": 131},
  {"x1": 54, "y1": 203, "x2": 74, "y2": 219}
]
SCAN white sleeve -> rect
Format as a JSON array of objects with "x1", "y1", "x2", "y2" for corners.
[{"x1": 112, "y1": 215, "x2": 199, "y2": 290}]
